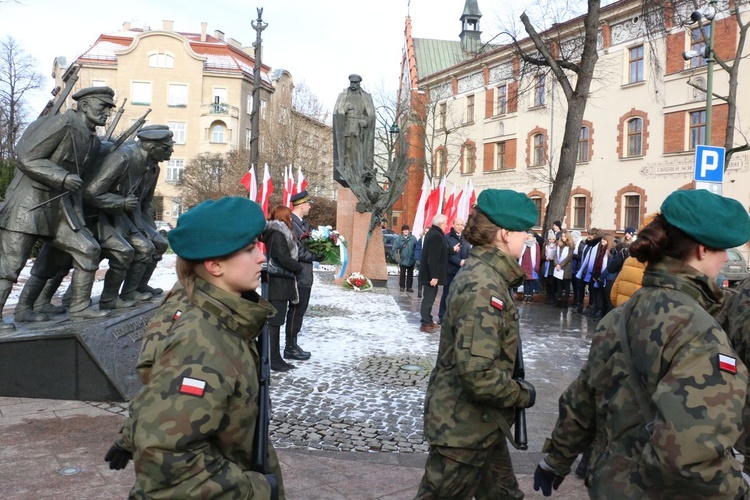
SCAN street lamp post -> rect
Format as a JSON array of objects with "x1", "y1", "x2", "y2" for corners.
[{"x1": 683, "y1": 0, "x2": 717, "y2": 145}]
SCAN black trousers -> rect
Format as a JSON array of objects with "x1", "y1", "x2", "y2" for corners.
[
  {"x1": 438, "y1": 273, "x2": 457, "y2": 320},
  {"x1": 420, "y1": 284, "x2": 439, "y2": 326},
  {"x1": 399, "y1": 264, "x2": 415, "y2": 290},
  {"x1": 286, "y1": 286, "x2": 312, "y2": 337}
]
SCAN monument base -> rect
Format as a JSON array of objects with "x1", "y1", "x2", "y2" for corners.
[
  {"x1": 0, "y1": 302, "x2": 159, "y2": 402},
  {"x1": 335, "y1": 188, "x2": 388, "y2": 283}
]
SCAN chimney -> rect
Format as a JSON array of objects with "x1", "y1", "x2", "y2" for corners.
[
  {"x1": 162, "y1": 20, "x2": 174, "y2": 32},
  {"x1": 214, "y1": 30, "x2": 225, "y2": 41},
  {"x1": 123, "y1": 21, "x2": 131, "y2": 31},
  {"x1": 201, "y1": 22, "x2": 207, "y2": 42}
]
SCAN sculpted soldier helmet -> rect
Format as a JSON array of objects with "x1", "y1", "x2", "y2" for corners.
[
  {"x1": 348, "y1": 74, "x2": 362, "y2": 83},
  {"x1": 136, "y1": 128, "x2": 173, "y2": 144},
  {"x1": 71, "y1": 86, "x2": 116, "y2": 106}
]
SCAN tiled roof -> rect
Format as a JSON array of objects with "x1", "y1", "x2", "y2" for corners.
[
  {"x1": 412, "y1": 38, "x2": 473, "y2": 80},
  {"x1": 76, "y1": 29, "x2": 271, "y2": 84}
]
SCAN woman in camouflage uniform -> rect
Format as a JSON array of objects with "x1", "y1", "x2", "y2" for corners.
[
  {"x1": 416, "y1": 189, "x2": 538, "y2": 499},
  {"x1": 534, "y1": 189, "x2": 750, "y2": 499},
  {"x1": 104, "y1": 197, "x2": 285, "y2": 499}
]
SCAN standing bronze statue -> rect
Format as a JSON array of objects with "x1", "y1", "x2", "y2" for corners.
[
  {"x1": 0, "y1": 87, "x2": 116, "y2": 330},
  {"x1": 333, "y1": 74, "x2": 376, "y2": 190}
]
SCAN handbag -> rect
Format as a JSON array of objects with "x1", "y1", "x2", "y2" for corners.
[{"x1": 266, "y1": 257, "x2": 295, "y2": 279}]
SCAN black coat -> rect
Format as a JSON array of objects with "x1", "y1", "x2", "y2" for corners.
[
  {"x1": 444, "y1": 228, "x2": 470, "y2": 276},
  {"x1": 264, "y1": 223, "x2": 302, "y2": 302},
  {"x1": 291, "y1": 213, "x2": 320, "y2": 288},
  {"x1": 419, "y1": 225, "x2": 448, "y2": 285}
]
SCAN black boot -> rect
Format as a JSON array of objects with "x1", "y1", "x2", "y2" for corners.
[
  {"x1": 269, "y1": 325, "x2": 295, "y2": 372},
  {"x1": 284, "y1": 330, "x2": 310, "y2": 360},
  {"x1": 14, "y1": 275, "x2": 49, "y2": 322},
  {"x1": 34, "y1": 272, "x2": 68, "y2": 315}
]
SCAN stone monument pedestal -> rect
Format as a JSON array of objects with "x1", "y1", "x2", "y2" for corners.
[
  {"x1": 335, "y1": 188, "x2": 387, "y2": 287},
  {"x1": 0, "y1": 302, "x2": 159, "y2": 402}
]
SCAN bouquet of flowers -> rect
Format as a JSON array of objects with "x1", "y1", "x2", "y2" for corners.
[
  {"x1": 306, "y1": 225, "x2": 345, "y2": 265},
  {"x1": 343, "y1": 272, "x2": 372, "y2": 292}
]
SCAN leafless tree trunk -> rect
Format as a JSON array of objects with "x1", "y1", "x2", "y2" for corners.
[
  {"x1": 0, "y1": 36, "x2": 43, "y2": 159},
  {"x1": 516, "y1": 0, "x2": 600, "y2": 231}
]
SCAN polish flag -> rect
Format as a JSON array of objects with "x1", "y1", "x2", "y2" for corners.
[
  {"x1": 179, "y1": 377, "x2": 206, "y2": 397},
  {"x1": 411, "y1": 175, "x2": 430, "y2": 236},
  {"x1": 456, "y1": 179, "x2": 476, "y2": 221},
  {"x1": 282, "y1": 166, "x2": 290, "y2": 207},
  {"x1": 240, "y1": 165, "x2": 257, "y2": 202},
  {"x1": 719, "y1": 354, "x2": 737, "y2": 374},
  {"x1": 287, "y1": 166, "x2": 296, "y2": 206},
  {"x1": 443, "y1": 184, "x2": 457, "y2": 232},
  {"x1": 297, "y1": 166, "x2": 308, "y2": 193},
  {"x1": 259, "y1": 163, "x2": 273, "y2": 216},
  {"x1": 423, "y1": 182, "x2": 442, "y2": 233}
]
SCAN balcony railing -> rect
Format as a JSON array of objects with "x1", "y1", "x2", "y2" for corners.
[{"x1": 201, "y1": 103, "x2": 239, "y2": 118}]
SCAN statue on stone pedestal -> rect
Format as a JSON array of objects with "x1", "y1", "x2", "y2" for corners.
[
  {"x1": 0, "y1": 87, "x2": 117, "y2": 330},
  {"x1": 333, "y1": 75, "x2": 412, "y2": 233}
]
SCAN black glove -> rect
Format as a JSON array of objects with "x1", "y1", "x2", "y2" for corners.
[
  {"x1": 515, "y1": 378, "x2": 536, "y2": 408},
  {"x1": 265, "y1": 473, "x2": 279, "y2": 500},
  {"x1": 533, "y1": 459, "x2": 565, "y2": 496},
  {"x1": 104, "y1": 442, "x2": 133, "y2": 470}
]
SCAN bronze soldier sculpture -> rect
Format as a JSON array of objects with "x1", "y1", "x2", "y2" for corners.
[
  {"x1": 0, "y1": 87, "x2": 116, "y2": 330},
  {"x1": 83, "y1": 128, "x2": 173, "y2": 308}
]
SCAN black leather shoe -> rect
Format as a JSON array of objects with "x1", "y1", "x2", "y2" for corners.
[
  {"x1": 284, "y1": 347, "x2": 311, "y2": 361},
  {"x1": 293, "y1": 344, "x2": 311, "y2": 357},
  {"x1": 271, "y1": 359, "x2": 296, "y2": 372}
]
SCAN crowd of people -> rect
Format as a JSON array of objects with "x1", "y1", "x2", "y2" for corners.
[{"x1": 99, "y1": 185, "x2": 750, "y2": 499}]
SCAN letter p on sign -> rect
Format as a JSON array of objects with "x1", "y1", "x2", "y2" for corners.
[{"x1": 694, "y1": 145, "x2": 725, "y2": 183}]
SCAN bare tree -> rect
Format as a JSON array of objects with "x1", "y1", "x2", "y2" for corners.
[
  {"x1": 643, "y1": 0, "x2": 750, "y2": 169},
  {"x1": 0, "y1": 36, "x2": 43, "y2": 159},
  {"x1": 179, "y1": 151, "x2": 249, "y2": 207},
  {"x1": 512, "y1": 0, "x2": 601, "y2": 231}
]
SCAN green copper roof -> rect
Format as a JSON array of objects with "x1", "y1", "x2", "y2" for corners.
[{"x1": 413, "y1": 38, "x2": 471, "y2": 80}]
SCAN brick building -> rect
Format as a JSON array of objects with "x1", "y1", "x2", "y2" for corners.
[{"x1": 394, "y1": 0, "x2": 750, "y2": 244}]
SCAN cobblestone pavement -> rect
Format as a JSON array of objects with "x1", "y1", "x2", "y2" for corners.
[{"x1": 93, "y1": 271, "x2": 598, "y2": 468}]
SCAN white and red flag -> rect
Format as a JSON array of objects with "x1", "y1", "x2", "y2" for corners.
[
  {"x1": 259, "y1": 163, "x2": 274, "y2": 216},
  {"x1": 411, "y1": 175, "x2": 430, "y2": 236},
  {"x1": 296, "y1": 166, "x2": 308, "y2": 193},
  {"x1": 240, "y1": 165, "x2": 257, "y2": 202}
]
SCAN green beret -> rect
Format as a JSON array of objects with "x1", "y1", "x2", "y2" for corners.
[
  {"x1": 168, "y1": 197, "x2": 266, "y2": 260},
  {"x1": 476, "y1": 189, "x2": 538, "y2": 231},
  {"x1": 661, "y1": 190, "x2": 750, "y2": 249}
]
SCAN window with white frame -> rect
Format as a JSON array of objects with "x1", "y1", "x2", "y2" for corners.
[
  {"x1": 438, "y1": 102, "x2": 446, "y2": 129},
  {"x1": 628, "y1": 45, "x2": 644, "y2": 84},
  {"x1": 166, "y1": 160, "x2": 184, "y2": 182},
  {"x1": 462, "y1": 144, "x2": 475, "y2": 174},
  {"x1": 624, "y1": 194, "x2": 641, "y2": 229},
  {"x1": 211, "y1": 124, "x2": 226, "y2": 143},
  {"x1": 260, "y1": 99, "x2": 267, "y2": 119},
  {"x1": 534, "y1": 74, "x2": 546, "y2": 107},
  {"x1": 496, "y1": 141, "x2": 506, "y2": 170},
  {"x1": 213, "y1": 87, "x2": 227, "y2": 105},
  {"x1": 434, "y1": 149, "x2": 446, "y2": 177},
  {"x1": 465, "y1": 95, "x2": 475, "y2": 123},
  {"x1": 148, "y1": 52, "x2": 174, "y2": 68},
  {"x1": 689, "y1": 110, "x2": 706, "y2": 150},
  {"x1": 167, "y1": 122, "x2": 186, "y2": 145},
  {"x1": 531, "y1": 197, "x2": 542, "y2": 227},
  {"x1": 573, "y1": 196, "x2": 587, "y2": 228},
  {"x1": 246, "y1": 93, "x2": 253, "y2": 115},
  {"x1": 167, "y1": 84, "x2": 188, "y2": 107},
  {"x1": 131, "y1": 82, "x2": 152, "y2": 105},
  {"x1": 533, "y1": 133, "x2": 545, "y2": 166},
  {"x1": 690, "y1": 26, "x2": 710, "y2": 68},
  {"x1": 91, "y1": 79, "x2": 107, "y2": 87},
  {"x1": 497, "y1": 84, "x2": 507, "y2": 115},
  {"x1": 246, "y1": 128, "x2": 252, "y2": 149},
  {"x1": 627, "y1": 118, "x2": 643, "y2": 157},
  {"x1": 577, "y1": 126, "x2": 590, "y2": 162}
]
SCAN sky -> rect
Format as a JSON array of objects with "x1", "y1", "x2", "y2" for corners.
[{"x1": 0, "y1": 0, "x2": 509, "y2": 116}]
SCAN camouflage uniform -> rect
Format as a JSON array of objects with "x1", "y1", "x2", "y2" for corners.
[
  {"x1": 416, "y1": 245, "x2": 534, "y2": 499},
  {"x1": 543, "y1": 257, "x2": 748, "y2": 499},
  {"x1": 123, "y1": 277, "x2": 285, "y2": 499},
  {"x1": 722, "y1": 278, "x2": 750, "y2": 476}
]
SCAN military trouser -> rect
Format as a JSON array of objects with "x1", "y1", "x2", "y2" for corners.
[{"x1": 415, "y1": 439, "x2": 523, "y2": 500}]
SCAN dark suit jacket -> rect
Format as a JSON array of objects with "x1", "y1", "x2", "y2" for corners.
[{"x1": 419, "y1": 225, "x2": 448, "y2": 285}]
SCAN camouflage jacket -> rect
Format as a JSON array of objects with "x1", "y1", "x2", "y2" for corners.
[
  {"x1": 721, "y1": 279, "x2": 750, "y2": 465},
  {"x1": 544, "y1": 258, "x2": 748, "y2": 499},
  {"x1": 125, "y1": 277, "x2": 284, "y2": 499},
  {"x1": 422, "y1": 245, "x2": 533, "y2": 455}
]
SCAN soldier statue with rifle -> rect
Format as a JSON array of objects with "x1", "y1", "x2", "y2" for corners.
[{"x1": 0, "y1": 86, "x2": 117, "y2": 329}]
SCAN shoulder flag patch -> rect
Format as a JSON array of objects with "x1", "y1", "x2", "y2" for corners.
[
  {"x1": 173, "y1": 310, "x2": 182, "y2": 321},
  {"x1": 491, "y1": 296, "x2": 504, "y2": 311},
  {"x1": 179, "y1": 377, "x2": 207, "y2": 397},
  {"x1": 719, "y1": 354, "x2": 737, "y2": 374}
]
